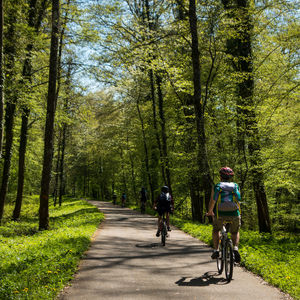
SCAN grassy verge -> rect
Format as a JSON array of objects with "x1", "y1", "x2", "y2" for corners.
[
  {"x1": 129, "y1": 203, "x2": 299, "y2": 299},
  {"x1": 0, "y1": 196, "x2": 104, "y2": 300}
]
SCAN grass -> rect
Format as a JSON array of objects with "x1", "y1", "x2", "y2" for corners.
[
  {"x1": 0, "y1": 196, "x2": 104, "y2": 300},
  {"x1": 129, "y1": 202, "x2": 299, "y2": 299}
]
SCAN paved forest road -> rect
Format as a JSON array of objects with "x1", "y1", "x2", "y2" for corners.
[{"x1": 59, "y1": 201, "x2": 288, "y2": 300}]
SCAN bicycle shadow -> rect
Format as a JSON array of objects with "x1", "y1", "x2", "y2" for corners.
[
  {"x1": 175, "y1": 272, "x2": 229, "y2": 286},
  {"x1": 135, "y1": 243, "x2": 161, "y2": 248}
]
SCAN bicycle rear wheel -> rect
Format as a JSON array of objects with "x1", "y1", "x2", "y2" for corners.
[
  {"x1": 217, "y1": 243, "x2": 224, "y2": 274},
  {"x1": 161, "y1": 221, "x2": 167, "y2": 246},
  {"x1": 225, "y1": 240, "x2": 234, "y2": 282}
]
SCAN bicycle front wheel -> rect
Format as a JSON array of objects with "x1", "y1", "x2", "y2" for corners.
[
  {"x1": 225, "y1": 240, "x2": 234, "y2": 282},
  {"x1": 217, "y1": 243, "x2": 224, "y2": 274}
]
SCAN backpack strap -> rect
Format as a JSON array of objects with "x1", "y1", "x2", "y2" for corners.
[
  {"x1": 216, "y1": 188, "x2": 222, "y2": 219},
  {"x1": 232, "y1": 184, "x2": 241, "y2": 214}
]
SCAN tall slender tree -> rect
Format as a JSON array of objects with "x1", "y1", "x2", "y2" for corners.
[
  {"x1": 188, "y1": 0, "x2": 213, "y2": 221},
  {"x1": 0, "y1": 4, "x2": 18, "y2": 222},
  {"x1": 136, "y1": 94, "x2": 154, "y2": 203},
  {"x1": 221, "y1": 0, "x2": 271, "y2": 232},
  {"x1": 39, "y1": 0, "x2": 60, "y2": 230},
  {"x1": 13, "y1": 0, "x2": 49, "y2": 220},
  {"x1": 0, "y1": 0, "x2": 4, "y2": 159}
]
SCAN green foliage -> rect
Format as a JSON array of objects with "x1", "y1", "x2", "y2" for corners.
[
  {"x1": 0, "y1": 196, "x2": 104, "y2": 300},
  {"x1": 239, "y1": 232, "x2": 299, "y2": 299}
]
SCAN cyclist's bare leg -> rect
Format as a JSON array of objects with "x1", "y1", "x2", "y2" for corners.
[
  {"x1": 231, "y1": 231, "x2": 240, "y2": 248},
  {"x1": 157, "y1": 216, "x2": 162, "y2": 230},
  {"x1": 166, "y1": 212, "x2": 170, "y2": 227},
  {"x1": 212, "y1": 230, "x2": 220, "y2": 250}
]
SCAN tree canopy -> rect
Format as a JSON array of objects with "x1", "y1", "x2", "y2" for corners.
[{"x1": 0, "y1": 0, "x2": 298, "y2": 233}]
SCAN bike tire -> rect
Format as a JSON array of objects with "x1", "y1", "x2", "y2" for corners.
[
  {"x1": 161, "y1": 221, "x2": 167, "y2": 246},
  {"x1": 217, "y1": 243, "x2": 224, "y2": 274},
  {"x1": 225, "y1": 240, "x2": 234, "y2": 282}
]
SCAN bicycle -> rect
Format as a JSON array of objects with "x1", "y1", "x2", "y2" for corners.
[
  {"x1": 217, "y1": 221, "x2": 234, "y2": 282},
  {"x1": 141, "y1": 201, "x2": 146, "y2": 214}
]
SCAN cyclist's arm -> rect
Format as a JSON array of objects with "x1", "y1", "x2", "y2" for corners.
[
  {"x1": 234, "y1": 184, "x2": 241, "y2": 202},
  {"x1": 169, "y1": 195, "x2": 174, "y2": 212},
  {"x1": 170, "y1": 195, "x2": 174, "y2": 206},
  {"x1": 206, "y1": 187, "x2": 216, "y2": 216},
  {"x1": 153, "y1": 195, "x2": 158, "y2": 209}
]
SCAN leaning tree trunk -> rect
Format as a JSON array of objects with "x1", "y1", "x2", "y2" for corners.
[
  {"x1": 39, "y1": 0, "x2": 60, "y2": 230},
  {"x1": 0, "y1": 0, "x2": 4, "y2": 159},
  {"x1": 222, "y1": 0, "x2": 271, "y2": 233},
  {"x1": 188, "y1": 0, "x2": 213, "y2": 222}
]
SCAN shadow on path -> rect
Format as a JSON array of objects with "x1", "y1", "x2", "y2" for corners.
[{"x1": 176, "y1": 271, "x2": 229, "y2": 286}]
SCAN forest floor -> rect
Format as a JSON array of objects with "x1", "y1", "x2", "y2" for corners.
[{"x1": 58, "y1": 201, "x2": 291, "y2": 300}]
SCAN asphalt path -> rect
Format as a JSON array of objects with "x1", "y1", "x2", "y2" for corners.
[{"x1": 59, "y1": 201, "x2": 289, "y2": 300}]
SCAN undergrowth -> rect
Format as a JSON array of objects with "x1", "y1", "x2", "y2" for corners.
[{"x1": 0, "y1": 196, "x2": 104, "y2": 300}]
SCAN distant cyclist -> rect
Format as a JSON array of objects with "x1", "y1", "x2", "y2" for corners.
[
  {"x1": 154, "y1": 186, "x2": 174, "y2": 237},
  {"x1": 140, "y1": 187, "x2": 147, "y2": 213},
  {"x1": 112, "y1": 193, "x2": 117, "y2": 205},
  {"x1": 121, "y1": 193, "x2": 126, "y2": 207},
  {"x1": 206, "y1": 167, "x2": 241, "y2": 263}
]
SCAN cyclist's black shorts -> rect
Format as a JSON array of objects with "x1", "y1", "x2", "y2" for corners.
[{"x1": 157, "y1": 205, "x2": 171, "y2": 216}]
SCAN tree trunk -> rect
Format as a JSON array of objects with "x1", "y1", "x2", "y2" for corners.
[
  {"x1": 13, "y1": 108, "x2": 29, "y2": 220},
  {"x1": 143, "y1": 0, "x2": 166, "y2": 187},
  {"x1": 13, "y1": 0, "x2": 48, "y2": 220},
  {"x1": 58, "y1": 115, "x2": 67, "y2": 206},
  {"x1": 173, "y1": 0, "x2": 202, "y2": 217},
  {"x1": 127, "y1": 134, "x2": 137, "y2": 202},
  {"x1": 0, "y1": 7, "x2": 17, "y2": 222},
  {"x1": 222, "y1": 0, "x2": 271, "y2": 233},
  {"x1": 0, "y1": 0, "x2": 4, "y2": 159},
  {"x1": 39, "y1": 0, "x2": 60, "y2": 230},
  {"x1": 188, "y1": 0, "x2": 213, "y2": 221},
  {"x1": 53, "y1": 132, "x2": 61, "y2": 206},
  {"x1": 136, "y1": 96, "x2": 154, "y2": 204},
  {"x1": 156, "y1": 74, "x2": 172, "y2": 192},
  {"x1": 119, "y1": 147, "x2": 127, "y2": 197},
  {"x1": 149, "y1": 69, "x2": 166, "y2": 184},
  {"x1": 0, "y1": 101, "x2": 16, "y2": 221}
]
